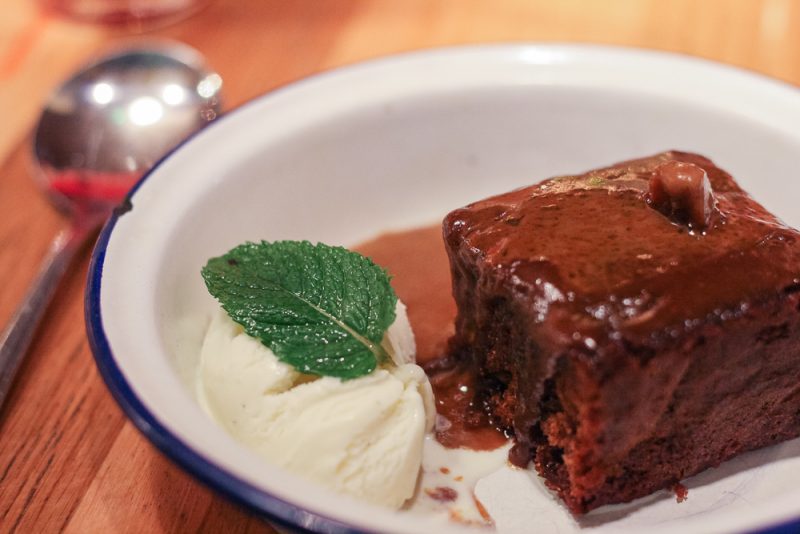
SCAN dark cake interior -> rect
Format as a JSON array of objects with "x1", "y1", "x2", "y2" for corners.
[{"x1": 442, "y1": 151, "x2": 800, "y2": 514}]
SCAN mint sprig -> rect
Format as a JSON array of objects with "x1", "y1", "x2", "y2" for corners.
[{"x1": 201, "y1": 241, "x2": 398, "y2": 379}]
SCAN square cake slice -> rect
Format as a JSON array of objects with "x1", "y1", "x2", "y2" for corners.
[{"x1": 443, "y1": 151, "x2": 800, "y2": 514}]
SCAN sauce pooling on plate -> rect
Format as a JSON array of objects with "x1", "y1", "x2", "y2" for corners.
[{"x1": 355, "y1": 225, "x2": 508, "y2": 451}]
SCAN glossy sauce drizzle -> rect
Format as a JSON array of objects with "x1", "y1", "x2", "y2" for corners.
[{"x1": 355, "y1": 225, "x2": 508, "y2": 451}]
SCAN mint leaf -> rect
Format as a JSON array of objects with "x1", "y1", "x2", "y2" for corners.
[{"x1": 201, "y1": 241, "x2": 398, "y2": 379}]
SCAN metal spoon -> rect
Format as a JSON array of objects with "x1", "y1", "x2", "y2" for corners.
[{"x1": 0, "y1": 42, "x2": 222, "y2": 410}]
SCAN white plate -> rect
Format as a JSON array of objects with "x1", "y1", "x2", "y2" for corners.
[{"x1": 87, "y1": 44, "x2": 800, "y2": 534}]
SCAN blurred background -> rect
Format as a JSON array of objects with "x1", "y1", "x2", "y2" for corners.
[{"x1": 0, "y1": 1, "x2": 798, "y2": 532}]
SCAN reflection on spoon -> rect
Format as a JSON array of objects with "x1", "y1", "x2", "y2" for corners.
[{"x1": 0, "y1": 41, "x2": 222, "y2": 410}]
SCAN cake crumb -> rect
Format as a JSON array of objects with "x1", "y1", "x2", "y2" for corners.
[
  {"x1": 440, "y1": 467, "x2": 450, "y2": 474},
  {"x1": 426, "y1": 486, "x2": 458, "y2": 502},
  {"x1": 473, "y1": 494, "x2": 494, "y2": 525},
  {"x1": 673, "y1": 482, "x2": 688, "y2": 503},
  {"x1": 448, "y1": 509, "x2": 465, "y2": 523},
  {"x1": 454, "y1": 475, "x2": 463, "y2": 481},
  {"x1": 447, "y1": 508, "x2": 491, "y2": 527}
]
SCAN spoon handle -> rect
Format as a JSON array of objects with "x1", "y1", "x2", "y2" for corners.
[{"x1": 0, "y1": 217, "x2": 100, "y2": 411}]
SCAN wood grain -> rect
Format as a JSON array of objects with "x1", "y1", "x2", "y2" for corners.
[{"x1": 0, "y1": 0, "x2": 798, "y2": 532}]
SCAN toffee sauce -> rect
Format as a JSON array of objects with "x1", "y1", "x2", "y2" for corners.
[{"x1": 355, "y1": 225, "x2": 507, "y2": 451}]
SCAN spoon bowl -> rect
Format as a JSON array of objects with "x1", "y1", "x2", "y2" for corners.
[
  {"x1": 0, "y1": 42, "x2": 222, "y2": 409},
  {"x1": 34, "y1": 42, "x2": 221, "y2": 214}
]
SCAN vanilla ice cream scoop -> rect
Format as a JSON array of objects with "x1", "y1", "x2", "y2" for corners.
[{"x1": 198, "y1": 301, "x2": 435, "y2": 509}]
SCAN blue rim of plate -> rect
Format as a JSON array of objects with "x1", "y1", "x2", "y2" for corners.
[{"x1": 84, "y1": 43, "x2": 800, "y2": 534}]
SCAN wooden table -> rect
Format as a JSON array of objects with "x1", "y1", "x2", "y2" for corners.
[{"x1": 1, "y1": 1, "x2": 798, "y2": 532}]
